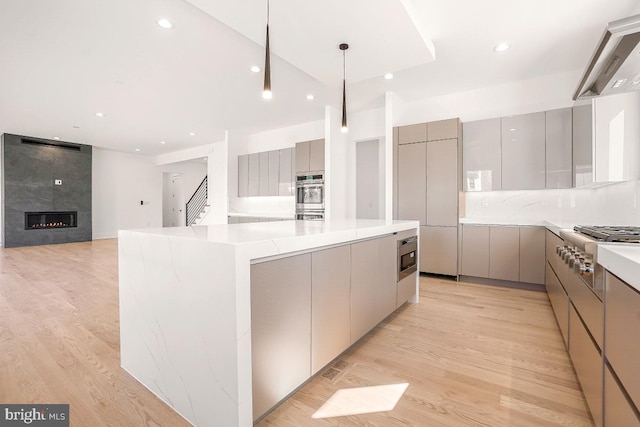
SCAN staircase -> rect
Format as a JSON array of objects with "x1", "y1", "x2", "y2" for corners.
[{"x1": 186, "y1": 176, "x2": 208, "y2": 226}]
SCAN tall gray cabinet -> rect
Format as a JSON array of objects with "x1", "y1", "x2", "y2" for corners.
[{"x1": 394, "y1": 118, "x2": 461, "y2": 276}]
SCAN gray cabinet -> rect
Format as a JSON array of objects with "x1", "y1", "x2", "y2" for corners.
[
  {"x1": 398, "y1": 123, "x2": 427, "y2": 144},
  {"x1": 462, "y1": 118, "x2": 502, "y2": 191},
  {"x1": 311, "y1": 246, "x2": 351, "y2": 374},
  {"x1": 251, "y1": 254, "x2": 311, "y2": 420},
  {"x1": 489, "y1": 226, "x2": 520, "y2": 281},
  {"x1": 426, "y1": 138, "x2": 458, "y2": 226},
  {"x1": 427, "y1": 118, "x2": 458, "y2": 141},
  {"x1": 397, "y1": 142, "x2": 427, "y2": 225},
  {"x1": 605, "y1": 365, "x2": 640, "y2": 427},
  {"x1": 278, "y1": 148, "x2": 294, "y2": 196},
  {"x1": 573, "y1": 104, "x2": 593, "y2": 187},
  {"x1": 461, "y1": 225, "x2": 490, "y2": 278},
  {"x1": 248, "y1": 153, "x2": 260, "y2": 197},
  {"x1": 259, "y1": 152, "x2": 269, "y2": 196},
  {"x1": 420, "y1": 226, "x2": 457, "y2": 276},
  {"x1": 569, "y1": 304, "x2": 603, "y2": 427},
  {"x1": 350, "y1": 235, "x2": 396, "y2": 343},
  {"x1": 545, "y1": 108, "x2": 573, "y2": 189},
  {"x1": 295, "y1": 139, "x2": 324, "y2": 172},
  {"x1": 268, "y1": 151, "x2": 279, "y2": 196},
  {"x1": 519, "y1": 226, "x2": 545, "y2": 284},
  {"x1": 501, "y1": 112, "x2": 546, "y2": 190},
  {"x1": 238, "y1": 154, "x2": 248, "y2": 197},
  {"x1": 545, "y1": 262, "x2": 569, "y2": 346}
]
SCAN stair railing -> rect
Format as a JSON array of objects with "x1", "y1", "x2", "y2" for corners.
[{"x1": 186, "y1": 176, "x2": 208, "y2": 226}]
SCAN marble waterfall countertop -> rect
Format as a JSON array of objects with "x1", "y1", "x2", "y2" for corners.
[
  {"x1": 459, "y1": 217, "x2": 577, "y2": 237},
  {"x1": 118, "y1": 219, "x2": 419, "y2": 427},
  {"x1": 597, "y1": 244, "x2": 640, "y2": 292}
]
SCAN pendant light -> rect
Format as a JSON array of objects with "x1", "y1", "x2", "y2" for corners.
[
  {"x1": 339, "y1": 43, "x2": 349, "y2": 132},
  {"x1": 263, "y1": 0, "x2": 272, "y2": 99}
]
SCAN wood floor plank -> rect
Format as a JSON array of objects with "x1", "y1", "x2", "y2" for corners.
[{"x1": 1, "y1": 240, "x2": 593, "y2": 426}]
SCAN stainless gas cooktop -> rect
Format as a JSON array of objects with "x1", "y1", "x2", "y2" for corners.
[{"x1": 574, "y1": 225, "x2": 640, "y2": 243}]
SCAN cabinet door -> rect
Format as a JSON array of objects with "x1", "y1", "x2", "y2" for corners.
[
  {"x1": 570, "y1": 304, "x2": 603, "y2": 427},
  {"x1": 605, "y1": 272, "x2": 640, "y2": 407},
  {"x1": 268, "y1": 150, "x2": 279, "y2": 196},
  {"x1": 251, "y1": 254, "x2": 311, "y2": 420},
  {"x1": 489, "y1": 226, "x2": 519, "y2": 281},
  {"x1": 501, "y1": 112, "x2": 546, "y2": 190},
  {"x1": 545, "y1": 262, "x2": 569, "y2": 347},
  {"x1": 420, "y1": 226, "x2": 457, "y2": 276},
  {"x1": 519, "y1": 226, "x2": 545, "y2": 284},
  {"x1": 238, "y1": 155, "x2": 249, "y2": 197},
  {"x1": 462, "y1": 118, "x2": 502, "y2": 191},
  {"x1": 398, "y1": 123, "x2": 427, "y2": 144},
  {"x1": 278, "y1": 148, "x2": 293, "y2": 196},
  {"x1": 605, "y1": 365, "x2": 640, "y2": 427},
  {"x1": 309, "y1": 139, "x2": 325, "y2": 171},
  {"x1": 426, "y1": 138, "x2": 458, "y2": 226},
  {"x1": 259, "y1": 152, "x2": 269, "y2": 196},
  {"x1": 295, "y1": 141, "x2": 310, "y2": 173},
  {"x1": 311, "y1": 245, "x2": 350, "y2": 374},
  {"x1": 545, "y1": 108, "x2": 572, "y2": 189},
  {"x1": 461, "y1": 225, "x2": 490, "y2": 278},
  {"x1": 573, "y1": 104, "x2": 593, "y2": 187},
  {"x1": 351, "y1": 236, "x2": 396, "y2": 343},
  {"x1": 397, "y1": 143, "x2": 427, "y2": 225},
  {"x1": 427, "y1": 118, "x2": 459, "y2": 141},
  {"x1": 248, "y1": 153, "x2": 260, "y2": 196}
]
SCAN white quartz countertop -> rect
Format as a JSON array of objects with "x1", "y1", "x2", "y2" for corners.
[
  {"x1": 228, "y1": 212, "x2": 295, "y2": 219},
  {"x1": 122, "y1": 219, "x2": 419, "y2": 261},
  {"x1": 458, "y1": 218, "x2": 575, "y2": 237},
  {"x1": 597, "y1": 244, "x2": 640, "y2": 292}
]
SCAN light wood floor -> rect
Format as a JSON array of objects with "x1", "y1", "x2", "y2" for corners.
[{"x1": 0, "y1": 240, "x2": 593, "y2": 426}]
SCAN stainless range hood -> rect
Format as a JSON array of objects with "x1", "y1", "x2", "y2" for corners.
[{"x1": 574, "y1": 14, "x2": 640, "y2": 101}]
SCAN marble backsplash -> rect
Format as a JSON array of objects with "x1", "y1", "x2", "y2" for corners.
[{"x1": 464, "y1": 180, "x2": 640, "y2": 226}]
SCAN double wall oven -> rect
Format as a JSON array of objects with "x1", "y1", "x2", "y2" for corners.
[{"x1": 295, "y1": 173, "x2": 324, "y2": 220}]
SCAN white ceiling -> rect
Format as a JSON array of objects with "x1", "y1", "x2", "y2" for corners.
[{"x1": 0, "y1": 0, "x2": 638, "y2": 156}]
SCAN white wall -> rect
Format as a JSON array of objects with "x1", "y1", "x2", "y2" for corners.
[
  {"x1": 227, "y1": 120, "x2": 324, "y2": 216},
  {"x1": 92, "y1": 148, "x2": 163, "y2": 239}
]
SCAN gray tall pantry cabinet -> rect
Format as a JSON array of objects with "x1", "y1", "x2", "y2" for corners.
[{"x1": 394, "y1": 118, "x2": 461, "y2": 276}]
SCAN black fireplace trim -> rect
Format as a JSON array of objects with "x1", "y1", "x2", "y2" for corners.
[{"x1": 25, "y1": 211, "x2": 78, "y2": 230}]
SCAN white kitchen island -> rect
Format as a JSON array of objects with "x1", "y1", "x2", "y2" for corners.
[{"x1": 118, "y1": 219, "x2": 419, "y2": 427}]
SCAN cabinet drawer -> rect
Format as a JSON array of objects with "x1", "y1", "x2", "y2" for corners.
[
  {"x1": 569, "y1": 304, "x2": 603, "y2": 427},
  {"x1": 605, "y1": 272, "x2": 640, "y2": 409},
  {"x1": 564, "y1": 270, "x2": 603, "y2": 349},
  {"x1": 605, "y1": 364, "x2": 640, "y2": 427}
]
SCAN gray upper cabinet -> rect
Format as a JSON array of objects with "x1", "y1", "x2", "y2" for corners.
[
  {"x1": 295, "y1": 139, "x2": 324, "y2": 173},
  {"x1": 462, "y1": 118, "x2": 502, "y2": 191},
  {"x1": 397, "y1": 142, "x2": 427, "y2": 225},
  {"x1": 268, "y1": 150, "x2": 279, "y2": 196},
  {"x1": 248, "y1": 153, "x2": 260, "y2": 197},
  {"x1": 501, "y1": 112, "x2": 546, "y2": 190},
  {"x1": 278, "y1": 148, "x2": 294, "y2": 196},
  {"x1": 427, "y1": 118, "x2": 459, "y2": 141},
  {"x1": 398, "y1": 123, "x2": 427, "y2": 144},
  {"x1": 573, "y1": 104, "x2": 593, "y2": 187},
  {"x1": 545, "y1": 108, "x2": 573, "y2": 189},
  {"x1": 426, "y1": 138, "x2": 458, "y2": 226},
  {"x1": 309, "y1": 139, "x2": 325, "y2": 172},
  {"x1": 238, "y1": 154, "x2": 249, "y2": 197},
  {"x1": 259, "y1": 152, "x2": 269, "y2": 196}
]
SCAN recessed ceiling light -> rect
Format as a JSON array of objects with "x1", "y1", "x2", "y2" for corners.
[
  {"x1": 250, "y1": 66, "x2": 260, "y2": 73},
  {"x1": 160, "y1": 141, "x2": 166, "y2": 144},
  {"x1": 53, "y1": 136, "x2": 60, "y2": 140},
  {"x1": 135, "y1": 148, "x2": 141, "y2": 152},
  {"x1": 510, "y1": 128, "x2": 516, "y2": 131},
  {"x1": 96, "y1": 112, "x2": 105, "y2": 117},
  {"x1": 494, "y1": 43, "x2": 510, "y2": 52},
  {"x1": 384, "y1": 73, "x2": 394, "y2": 80},
  {"x1": 189, "y1": 132, "x2": 196, "y2": 136},
  {"x1": 306, "y1": 94, "x2": 315, "y2": 100},
  {"x1": 157, "y1": 19, "x2": 173, "y2": 29}
]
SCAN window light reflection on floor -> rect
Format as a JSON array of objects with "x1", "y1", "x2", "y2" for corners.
[{"x1": 311, "y1": 383, "x2": 409, "y2": 419}]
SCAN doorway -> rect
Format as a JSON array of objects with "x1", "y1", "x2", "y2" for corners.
[
  {"x1": 356, "y1": 139, "x2": 384, "y2": 219},
  {"x1": 162, "y1": 173, "x2": 186, "y2": 227}
]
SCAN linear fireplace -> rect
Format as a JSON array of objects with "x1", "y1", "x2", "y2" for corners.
[{"x1": 25, "y1": 211, "x2": 77, "y2": 230}]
